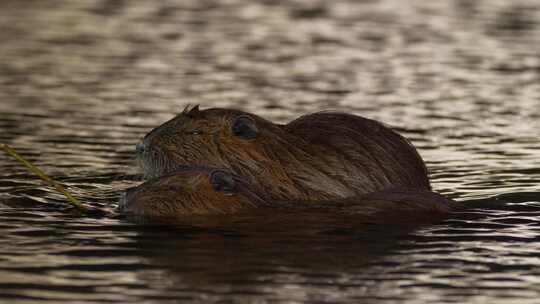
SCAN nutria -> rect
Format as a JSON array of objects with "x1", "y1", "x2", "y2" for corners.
[
  {"x1": 119, "y1": 168, "x2": 459, "y2": 219},
  {"x1": 136, "y1": 106, "x2": 430, "y2": 201},
  {"x1": 119, "y1": 168, "x2": 268, "y2": 218}
]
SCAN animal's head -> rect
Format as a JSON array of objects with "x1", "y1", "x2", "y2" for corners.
[
  {"x1": 136, "y1": 106, "x2": 298, "y2": 180},
  {"x1": 118, "y1": 168, "x2": 269, "y2": 219}
]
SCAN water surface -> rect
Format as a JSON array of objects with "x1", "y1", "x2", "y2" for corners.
[{"x1": 1, "y1": 1, "x2": 540, "y2": 303}]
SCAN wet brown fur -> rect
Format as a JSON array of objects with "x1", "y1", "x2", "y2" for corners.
[
  {"x1": 138, "y1": 106, "x2": 431, "y2": 201},
  {"x1": 120, "y1": 168, "x2": 459, "y2": 219},
  {"x1": 120, "y1": 168, "x2": 268, "y2": 217}
]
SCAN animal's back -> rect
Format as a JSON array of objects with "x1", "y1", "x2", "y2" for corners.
[{"x1": 285, "y1": 112, "x2": 431, "y2": 191}]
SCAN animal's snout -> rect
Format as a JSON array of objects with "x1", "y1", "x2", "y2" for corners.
[
  {"x1": 117, "y1": 188, "x2": 136, "y2": 213},
  {"x1": 137, "y1": 118, "x2": 175, "y2": 155},
  {"x1": 117, "y1": 192, "x2": 128, "y2": 212},
  {"x1": 136, "y1": 142, "x2": 147, "y2": 154}
]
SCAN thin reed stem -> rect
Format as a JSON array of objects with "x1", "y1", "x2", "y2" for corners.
[{"x1": 0, "y1": 143, "x2": 87, "y2": 213}]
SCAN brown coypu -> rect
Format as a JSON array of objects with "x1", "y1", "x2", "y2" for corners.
[
  {"x1": 136, "y1": 106, "x2": 430, "y2": 201},
  {"x1": 119, "y1": 168, "x2": 459, "y2": 219},
  {"x1": 119, "y1": 168, "x2": 270, "y2": 218}
]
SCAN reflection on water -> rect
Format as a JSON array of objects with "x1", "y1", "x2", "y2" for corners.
[{"x1": 0, "y1": 0, "x2": 540, "y2": 303}]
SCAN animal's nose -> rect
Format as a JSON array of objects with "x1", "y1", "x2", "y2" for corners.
[
  {"x1": 135, "y1": 142, "x2": 146, "y2": 154},
  {"x1": 117, "y1": 188, "x2": 135, "y2": 213},
  {"x1": 117, "y1": 192, "x2": 128, "y2": 212}
]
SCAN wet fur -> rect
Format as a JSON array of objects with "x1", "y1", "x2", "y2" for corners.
[
  {"x1": 120, "y1": 169, "x2": 269, "y2": 217},
  {"x1": 121, "y1": 168, "x2": 460, "y2": 219},
  {"x1": 138, "y1": 107, "x2": 430, "y2": 201}
]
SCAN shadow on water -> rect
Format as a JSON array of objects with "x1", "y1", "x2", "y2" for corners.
[{"x1": 108, "y1": 192, "x2": 540, "y2": 302}]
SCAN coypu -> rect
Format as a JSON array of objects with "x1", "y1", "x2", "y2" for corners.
[
  {"x1": 118, "y1": 168, "x2": 459, "y2": 219},
  {"x1": 136, "y1": 106, "x2": 430, "y2": 201},
  {"x1": 119, "y1": 168, "x2": 269, "y2": 218}
]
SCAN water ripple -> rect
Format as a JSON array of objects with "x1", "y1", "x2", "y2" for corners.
[{"x1": 1, "y1": 0, "x2": 540, "y2": 303}]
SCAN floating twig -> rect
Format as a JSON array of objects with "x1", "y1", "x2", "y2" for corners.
[{"x1": 0, "y1": 143, "x2": 87, "y2": 213}]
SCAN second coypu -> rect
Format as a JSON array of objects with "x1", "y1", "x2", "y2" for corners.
[
  {"x1": 118, "y1": 168, "x2": 459, "y2": 219},
  {"x1": 136, "y1": 106, "x2": 430, "y2": 201}
]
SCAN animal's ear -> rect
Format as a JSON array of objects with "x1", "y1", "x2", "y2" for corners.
[
  {"x1": 183, "y1": 104, "x2": 201, "y2": 118},
  {"x1": 232, "y1": 115, "x2": 259, "y2": 139},
  {"x1": 210, "y1": 170, "x2": 236, "y2": 193},
  {"x1": 188, "y1": 105, "x2": 200, "y2": 116}
]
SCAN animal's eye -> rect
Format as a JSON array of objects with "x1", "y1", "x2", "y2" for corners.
[
  {"x1": 210, "y1": 170, "x2": 236, "y2": 194},
  {"x1": 232, "y1": 115, "x2": 259, "y2": 139},
  {"x1": 189, "y1": 130, "x2": 202, "y2": 135}
]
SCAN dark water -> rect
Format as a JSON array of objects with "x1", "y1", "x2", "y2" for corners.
[{"x1": 1, "y1": 0, "x2": 540, "y2": 303}]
